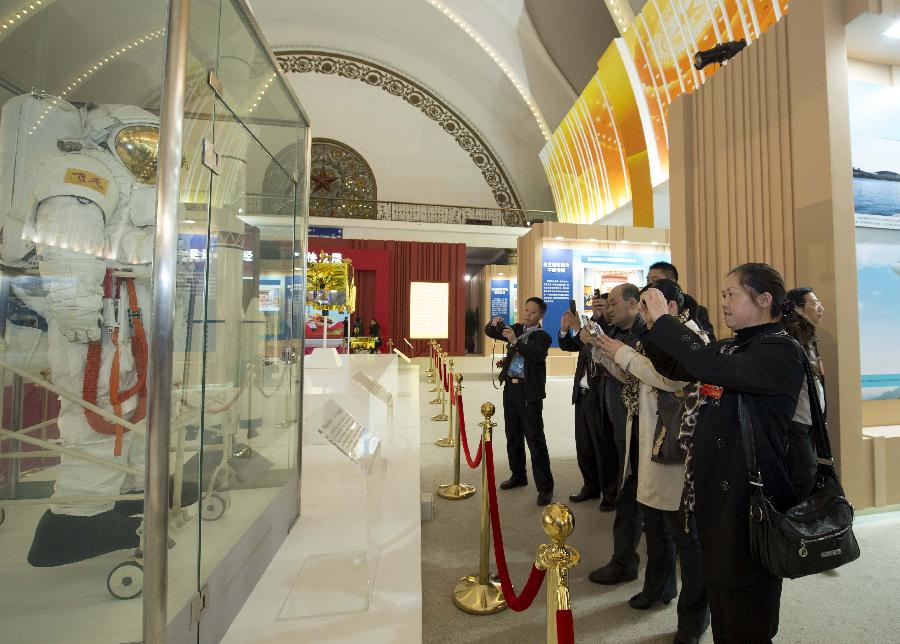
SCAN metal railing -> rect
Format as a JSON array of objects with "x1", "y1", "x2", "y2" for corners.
[{"x1": 245, "y1": 194, "x2": 556, "y2": 228}]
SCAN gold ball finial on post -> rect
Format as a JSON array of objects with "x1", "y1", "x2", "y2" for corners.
[
  {"x1": 480, "y1": 402, "x2": 495, "y2": 419},
  {"x1": 454, "y1": 372, "x2": 464, "y2": 390},
  {"x1": 542, "y1": 503, "x2": 575, "y2": 547}
]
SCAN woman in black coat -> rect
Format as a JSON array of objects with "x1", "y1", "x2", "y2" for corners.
[{"x1": 639, "y1": 263, "x2": 805, "y2": 644}]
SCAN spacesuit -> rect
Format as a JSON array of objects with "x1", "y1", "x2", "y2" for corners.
[{"x1": 0, "y1": 94, "x2": 162, "y2": 565}]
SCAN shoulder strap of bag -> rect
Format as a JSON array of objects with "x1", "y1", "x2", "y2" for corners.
[{"x1": 737, "y1": 394, "x2": 765, "y2": 490}]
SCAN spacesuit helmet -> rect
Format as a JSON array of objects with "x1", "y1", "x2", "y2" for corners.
[{"x1": 84, "y1": 104, "x2": 159, "y2": 186}]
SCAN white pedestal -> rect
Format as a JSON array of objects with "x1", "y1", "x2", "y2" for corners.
[{"x1": 305, "y1": 347, "x2": 342, "y2": 369}]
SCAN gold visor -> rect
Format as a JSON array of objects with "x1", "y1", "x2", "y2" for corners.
[{"x1": 114, "y1": 125, "x2": 159, "y2": 185}]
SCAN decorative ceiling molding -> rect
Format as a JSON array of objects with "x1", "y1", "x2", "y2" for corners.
[{"x1": 275, "y1": 49, "x2": 523, "y2": 210}]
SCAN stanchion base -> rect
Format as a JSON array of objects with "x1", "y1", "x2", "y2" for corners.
[
  {"x1": 429, "y1": 398, "x2": 442, "y2": 405},
  {"x1": 429, "y1": 385, "x2": 439, "y2": 392},
  {"x1": 431, "y1": 413, "x2": 449, "y2": 422},
  {"x1": 437, "y1": 483, "x2": 475, "y2": 500},
  {"x1": 435, "y1": 436, "x2": 454, "y2": 447},
  {"x1": 426, "y1": 377, "x2": 436, "y2": 384},
  {"x1": 452, "y1": 575, "x2": 506, "y2": 615}
]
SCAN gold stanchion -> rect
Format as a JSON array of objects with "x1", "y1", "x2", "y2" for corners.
[
  {"x1": 425, "y1": 340, "x2": 436, "y2": 383},
  {"x1": 452, "y1": 402, "x2": 506, "y2": 614},
  {"x1": 387, "y1": 338, "x2": 394, "y2": 353},
  {"x1": 435, "y1": 370, "x2": 460, "y2": 447},
  {"x1": 536, "y1": 504, "x2": 580, "y2": 644},
  {"x1": 429, "y1": 347, "x2": 443, "y2": 397},
  {"x1": 437, "y1": 372, "x2": 469, "y2": 456},
  {"x1": 432, "y1": 358, "x2": 451, "y2": 422}
]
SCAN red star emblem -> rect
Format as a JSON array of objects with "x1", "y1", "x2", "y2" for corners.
[{"x1": 311, "y1": 168, "x2": 338, "y2": 194}]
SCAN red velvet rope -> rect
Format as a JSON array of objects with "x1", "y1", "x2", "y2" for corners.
[
  {"x1": 484, "y1": 440, "x2": 547, "y2": 611},
  {"x1": 456, "y1": 394, "x2": 482, "y2": 468},
  {"x1": 556, "y1": 609, "x2": 575, "y2": 644},
  {"x1": 443, "y1": 363, "x2": 450, "y2": 393}
]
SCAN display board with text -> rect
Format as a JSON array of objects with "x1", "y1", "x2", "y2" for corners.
[{"x1": 409, "y1": 281, "x2": 449, "y2": 339}]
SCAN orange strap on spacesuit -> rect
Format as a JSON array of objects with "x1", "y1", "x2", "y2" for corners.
[{"x1": 82, "y1": 272, "x2": 148, "y2": 456}]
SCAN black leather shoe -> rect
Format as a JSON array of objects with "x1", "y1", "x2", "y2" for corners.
[
  {"x1": 598, "y1": 499, "x2": 616, "y2": 512},
  {"x1": 628, "y1": 590, "x2": 676, "y2": 609},
  {"x1": 673, "y1": 633, "x2": 700, "y2": 644},
  {"x1": 568, "y1": 489, "x2": 601, "y2": 503},
  {"x1": 499, "y1": 477, "x2": 528, "y2": 490},
  {"x1": 537, "y1": 490, "x2": 553, "y2": 506},
  {"x1": 588, "y1": 562, "x2": 638, "y2": 585}
]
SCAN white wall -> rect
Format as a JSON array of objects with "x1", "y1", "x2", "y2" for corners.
[{"x1": 288, "y1": 72, "x2": 497, "y2": 208}]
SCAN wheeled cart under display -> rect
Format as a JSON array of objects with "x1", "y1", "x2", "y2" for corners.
[{"x1": 0, "y1": 1, "x2": 310, "y2": 642}]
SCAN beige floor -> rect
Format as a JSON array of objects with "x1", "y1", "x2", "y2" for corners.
[{"x1": 418, "y1": 356, "x2": 900, "y2": 644}]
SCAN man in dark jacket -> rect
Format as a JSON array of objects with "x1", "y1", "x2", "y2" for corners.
[
  {"x1": 485, "y1": 296, "x2": 554, "y2": 505},
  {"x1": 648, "y1": 262, "x2": 716, "y2": 341},
  {"x1": 589, "y1": 283, "x2": 647, "y2": 585},
  {"x1": 558, "y1": 291, "x2": 617, "y2": 509}
]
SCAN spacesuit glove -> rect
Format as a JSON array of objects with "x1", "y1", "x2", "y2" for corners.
[{"x1": 51, "y1": 303, "x2": 103, "y2": 343}]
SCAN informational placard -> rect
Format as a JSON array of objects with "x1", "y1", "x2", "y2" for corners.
[
  {"x1": 317, "y1": 400, "x2": 381, "y2": 473},
  {"x1": 849, "y1": 80, "x2": 900, "y2": 399},
  {"x1": 308, "y1": 225, "x2": 343, "y2": 238},
  {"x1": 353, "y1": 371, "x2": 393, "y2": 406},
  {"x1": 409, "y1": 281, "x2": 449, "y2": 339},
  {"x1": 489, "y1": 279, "x2": 511, "y2": 325},
  {"x1": 541, "y1": 247, "x2": 573, "y2": 347}
]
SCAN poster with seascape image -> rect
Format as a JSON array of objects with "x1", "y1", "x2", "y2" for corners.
[{"x1": 849, "y1": 80, "x2": 900, "y2": 400}]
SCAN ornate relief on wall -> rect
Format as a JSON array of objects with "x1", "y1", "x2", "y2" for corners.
[
  {"x1": 276, "y1": 50, "x2": 523, "y2": 211},
  {"x1": 309, "y1": 138, "x2": 377, "y2": 219}
]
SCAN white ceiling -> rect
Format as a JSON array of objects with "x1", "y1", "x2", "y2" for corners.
[
  {"x1": 247, "y1": 0, "x2": 608, "y2": 210},
  {"x1": 847, "y1": 12, "x2": 900, "y2": 67}
]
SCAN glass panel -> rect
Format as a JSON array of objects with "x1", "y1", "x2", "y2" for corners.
[
  {"x1": 0, "y1": 1, "x2": 166, "y2": 642},
  {"x1": 215, "y1": 0, "x2": 307, "y2": 176},
  {"x1": 197, "y1": 108, "x2": 301, "y2": 586}
]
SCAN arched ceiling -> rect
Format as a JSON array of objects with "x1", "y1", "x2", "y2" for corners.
[{"x1": 247, "y1": 0, "x2": 627, "y2": 211}]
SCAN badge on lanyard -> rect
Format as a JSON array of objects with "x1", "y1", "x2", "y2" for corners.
[{"x1": 699, "y1": 383, "x2": 724, "y2": 399}]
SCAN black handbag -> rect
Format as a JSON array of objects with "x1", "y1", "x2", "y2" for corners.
[
  {"x1": 737, "y1": 351, "x2": 860, "y2": 579},
  {"x1": 651, "y1": 390, "x2": 687, "y2": 464}
]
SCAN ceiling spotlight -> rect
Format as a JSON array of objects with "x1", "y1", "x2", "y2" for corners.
[
  {"x1": 693, "y1": 40, "x2": 747, "y2": 70},
  {"x1": 464, "y1": 274, "x2": 471, "y2": 282},
  {"x1": 884, "y1": 21, "x2": 900, "y2": 38}
]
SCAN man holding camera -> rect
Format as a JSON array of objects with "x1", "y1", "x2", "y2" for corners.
[
  {"x1": 485, "y1": 297, "x2": 554, "y2": 506},
  {"x1": 558, "y1": 291, "x2": 617, "y2": 510}
]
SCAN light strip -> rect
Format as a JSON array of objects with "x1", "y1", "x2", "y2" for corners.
[
  {"x1": 651, "y1": 0, "x2": 687, "y2": 95},
  {"x1": 615, "y1": 38, "x2": 664, "y2": 186},
  {"x1": 0, "y1": 0, "x2": 47, "y2": 43},
  {"x1": 422, "y1": 0, "x2": 551, "y2": 139},
  {"x1": 27, "y1": 28, "x2": 166, "y2": 135}
]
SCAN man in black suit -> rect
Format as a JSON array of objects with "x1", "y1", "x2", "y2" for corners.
[
  {"x1": 648, "y1": 262, "x2": 715, "y2": 341},
  {"x1": 485, "y1": 297, "x2": 554, "y2": 506},
  {"x1": 558, "y1": 291, "x2": 617, "y2": 510}
]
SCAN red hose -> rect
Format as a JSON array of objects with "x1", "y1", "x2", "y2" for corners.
[
  {"x1": 456, "y1": 395, "x2": 482, "y2": 468},
  {"x1": 484, "y1": 440, "x2": 547, "y2": 611},
  {"x1": 556, "y1": 609, "x2": 575, "y2": 644}
]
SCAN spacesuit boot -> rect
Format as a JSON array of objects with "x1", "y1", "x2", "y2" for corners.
[
  {"x1": 27, "y1": 509, "x2": 141, "y2": 567},
  {"x1": 112, "y1": 476, "x2": 201, "y2": 516}
]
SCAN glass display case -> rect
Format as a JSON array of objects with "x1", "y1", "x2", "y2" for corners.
[{"x1": 0, "y1": 1, "x2": 309, "y2": 642}]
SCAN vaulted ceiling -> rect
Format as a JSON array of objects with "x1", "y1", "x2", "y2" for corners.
[{"x1": 247, "y1": 0, "x2": 630, "y2": 211}]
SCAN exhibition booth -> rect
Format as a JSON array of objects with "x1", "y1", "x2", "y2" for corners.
[
  {"x1": 515, "y1": 221, "x2": 669, "y2": 376},
  {"x1": 0, "y1": 1, "x2": 310, "y2": 642}
]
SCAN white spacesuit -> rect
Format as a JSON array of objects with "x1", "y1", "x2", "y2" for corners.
[{"x1": 0, "y1": 94, "x2": 162, "y2": 565}]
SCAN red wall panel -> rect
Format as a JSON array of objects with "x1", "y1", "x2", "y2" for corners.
[{"x1": 308, "y1": 238, "x2": 466, "y2": 355}]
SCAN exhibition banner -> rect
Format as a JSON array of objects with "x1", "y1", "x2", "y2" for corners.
[
  {"x1": 308, "y1": 225, "x2": 343, "y2": 238},
  {"x1": 849, "y1": 80, "x2": 900, "y2": 399},
  {"x1": 541, "y1": 248, "x2": 573, "y2": 347},
  {"x1": 490, "y1": 279, "x2": 512, "y2": 325}
]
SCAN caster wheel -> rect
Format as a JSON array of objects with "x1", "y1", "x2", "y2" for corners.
[
  {"x1": 0, "y1": 507, "x2": 5, "y2": 526},
  {"x1": 201, "y1": 493, "x2": 228, "y2": 521},
  {"x1": 107, "y1": 561, "x2": 144, "y2": 600}
]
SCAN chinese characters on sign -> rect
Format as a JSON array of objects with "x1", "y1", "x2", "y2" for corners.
[{"x1": 541, "y1": 247, "x2": 573, "y2": 347}]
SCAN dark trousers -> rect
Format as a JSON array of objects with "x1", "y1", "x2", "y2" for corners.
[
  {"x1": 641, "y1": 506, "x2": 710, "y2": 638},
  {"x1": 787, "y1": 421, "x2": 818, "y2": 500},
  {"x1": 707, "y1": 577, "x2": 782, "y2": 643},
  {"x1": 574, "y1": 388, "x2": 617, "y2": 501},
  {"x1": 611, "y1": 420, "x2": 642, "y2": 575},
  {"x1": 502, "y1": 383, "x2": 554, "y2": 494}
]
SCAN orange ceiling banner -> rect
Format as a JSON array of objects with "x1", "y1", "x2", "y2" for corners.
[{"x1": 541, "y1": 0, "x2": 788, "y2": 226}]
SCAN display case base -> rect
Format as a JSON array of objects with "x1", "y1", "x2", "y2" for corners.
[{"x1": 306, "y1": 347, "x2": 343, "y2": 369}]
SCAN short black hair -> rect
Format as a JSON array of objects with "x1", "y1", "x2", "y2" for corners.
[
  {"x1": 617, "y1": 283, "x2": 641, "y2": 303},
  {"x1": 526, "y1": 296, "x2": 547, "y2": 315},
  {"x1": 592, "y1": 289, "x2": 608, "y2": 301},
  {"x1": 649, "y1": 261, "x2": 679, "y2": 282},
  {"x1": 641, "y1": 279, "x2": 685, "y2": 313},
  {"x1": 786, "y1": 287, "x2": 814, "y2": 308}
]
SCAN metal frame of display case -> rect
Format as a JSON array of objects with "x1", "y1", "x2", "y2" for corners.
[{"x1": 147, "y1": 1, "x2": 311, "y2": 641}]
